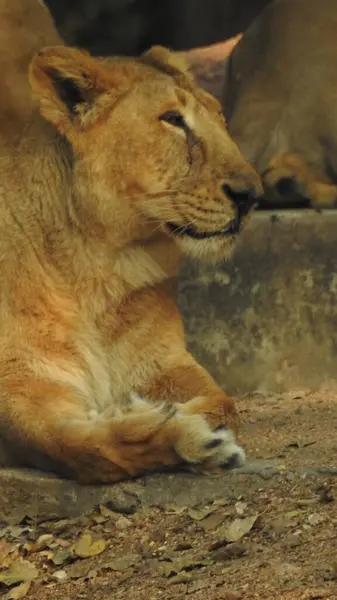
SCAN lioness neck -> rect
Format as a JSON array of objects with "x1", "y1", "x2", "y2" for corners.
[{"x1": 4, "y1": 117, "x2": 182, "y2": 303}]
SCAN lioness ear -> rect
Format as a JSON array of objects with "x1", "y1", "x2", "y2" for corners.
[
  {"x1": 29, "y1": 45, "x2": 126, "y2": 136},
  {"x1": 141, "y1": 45, "x2": 194, "y2": 80}
]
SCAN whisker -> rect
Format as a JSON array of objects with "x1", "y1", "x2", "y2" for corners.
[{"x1": 136, "y1": 202, "x2": 225, "y2": 237}]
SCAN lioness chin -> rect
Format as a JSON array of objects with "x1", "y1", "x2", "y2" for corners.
[{"x1": 0, "y1": 3, "x2": 261, "y2": 484}]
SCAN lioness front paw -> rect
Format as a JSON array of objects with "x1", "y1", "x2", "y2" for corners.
[{"x1": 173, "y1": 413, "x2": 245, "y2": 469}]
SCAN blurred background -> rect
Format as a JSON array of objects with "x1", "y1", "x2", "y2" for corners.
[{"x1": 44, "y1": 0, "x2": 271, "y2": 56}]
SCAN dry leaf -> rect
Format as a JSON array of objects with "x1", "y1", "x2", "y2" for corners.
[
  {"x1": 90, "y1": 515, "x2": 106, "y2": 525},
  {"x1": 199, "y1": 512, "x2": 227, "y2": 532},
  {"x1": 67, "y1": 559, "x2": 92, "y2": 580},
  {"x1": 222, "y1": 515, "x2": 259, "y2": 543},
  {"x1": 99, "y1": 505, "x2": 120, "y2": 519},
  {"x1": 165, "y1": 505, "x2": 186, "y2": 516},
  {"x1": 27, "y1": 534, "x2": 54, "y2": 554},
  {"x1": 213, "y1": 542, "x2": 247, "y2": 562},
  {"x1": 160, "y1": 554, "x2": 213, "y2": 577},
  {"x1": 74, "y1": 533, "x2": 106, "y2": 558},
  {"x1": 187, "y1": 507, "x2": 216, "y2": 521},
  {"x1": 284, "y1": 510, "x2": 305, "y2": 519},
  {"x1": 103, "y1": 553, "x2": 139, "y2": 572},
  {"x1": 0, "y1": 560, "x2": 38, "y2": 587},
  {"x1": 0, "y1": 541, "x2": 17, "y2": 566},
  {"x1": 54, "y1": 538, "x2": 71, "y2": 548},
  {"x1": 51, "y1": 548, "x2": 74, "y2": 566},
  {"x1": 187, "y1": 579, "x2": 208, "y2": 594},
  {"x1": 214, "y1": 499, "x2": 229, "y2": 508},
  {"x1": 4, "y1": 528, "x2": 26, "y2": 541},
  {"x1": 167, "y1": 572, "x2": 193, "y2": 585},
  {"x1": 4, "y1": 582, "x2": 31, "y2": 600},
  {"x1": 46, "y1": 518, "x2": 81, "y2": 534},
  {"x1": 87, "y1": 569, "x2": 98, "y2": 580}
]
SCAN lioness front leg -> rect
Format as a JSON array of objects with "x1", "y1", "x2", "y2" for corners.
[
  {"x1": 137, "y1": 351, "x2": 245, "y2": 468},
  {"x1": 1, "y1": 378, "x2": 242, "y2": 484},
  {"x1": 140, "y1": 352, "x2": 239, "y2": 429}
]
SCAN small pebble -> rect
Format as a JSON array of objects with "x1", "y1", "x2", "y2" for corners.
[
  {"x1": 51, "y1": 569, "x2": 68, "y2": 582},
  {"x1": 235, "y1": 502, "x2": 247, "y2": 516},
  {"x1": 115, "y1": 516, "x2": 132, "y2": 530}
]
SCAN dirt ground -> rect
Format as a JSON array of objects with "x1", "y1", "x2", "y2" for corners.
[{"x1": 1, "y1": 388, "x2": 337, "y2": 600}]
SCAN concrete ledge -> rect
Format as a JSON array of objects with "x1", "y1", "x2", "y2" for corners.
[
  {"x1": 1, "y1": 461, "x2": 337, "y2": 524},
  {"x1": 0, "y1": 468, "x2": 142, "y2": 524},
  {"x1": 179, "y1": 209, "x2": 337, "y2": 393}
]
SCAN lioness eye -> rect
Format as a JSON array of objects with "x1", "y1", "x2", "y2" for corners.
[{"x1": 160, "y1": 111, "x2": 188, "y2": 131}]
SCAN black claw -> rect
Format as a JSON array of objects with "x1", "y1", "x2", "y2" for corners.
[
  {"x1": 204, "y1": 437, "x2": 223, "y2": 450},
  {"x1": 220, "y1": 453, "x2": 241, "y2": 470},
  {"x1": 214, "y1": 424, "x2": 228, "y2": 432}
]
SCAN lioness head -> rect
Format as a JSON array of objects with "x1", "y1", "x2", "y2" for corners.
[{"x1": 29, "y1": 45, "x2": 262, "y2": 262}]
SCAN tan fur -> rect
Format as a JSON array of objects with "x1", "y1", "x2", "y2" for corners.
[
  {"x1": 0, "y1": 0, "x2": 61, "y2": 149},
  {"x1": 0, "y1": 1, "x2": 261, "y2": 484},
  {"x1": 223, "y1": 0, "x2": 337, "y2": 208}
]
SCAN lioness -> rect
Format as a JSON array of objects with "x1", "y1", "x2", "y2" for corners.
[
  {"x1": 0, "y1": 4, "x2": 261, "y2": 484},
  {"x1": 223, "y1": 0, "x2": 337, "y2": 208}
]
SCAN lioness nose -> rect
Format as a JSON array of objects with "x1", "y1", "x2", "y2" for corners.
[{"x1": 222, "y1": 178, "x2": 261, "y2": 218}]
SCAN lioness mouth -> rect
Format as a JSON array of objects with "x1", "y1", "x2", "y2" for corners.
[{"x1": 167, "y1": 220, "x2": 239, "y2": 239}]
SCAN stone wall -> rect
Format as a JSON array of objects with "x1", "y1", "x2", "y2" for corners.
[{"x1": 179, "y1": 211, "x2": 337, "y2": 394}]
